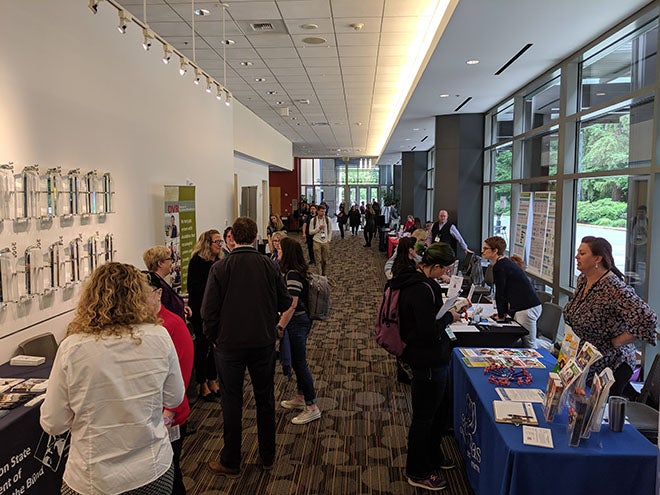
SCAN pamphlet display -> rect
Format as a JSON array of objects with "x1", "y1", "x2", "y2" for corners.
[
  {"x1": 512, "y1": 192, "x2": 532, "y2": 259},
  {"x1": 460, "y1": 348, "x2": 545, "y2": 368}
]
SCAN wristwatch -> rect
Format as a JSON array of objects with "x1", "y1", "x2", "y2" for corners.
[{"x1": 276, "y1": 324, "x2": 284, "y2": 332}]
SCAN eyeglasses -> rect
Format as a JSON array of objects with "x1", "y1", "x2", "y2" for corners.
[
  {"x1": 211, "y1": 240, "x2": 224, "y2": 245},
  {"x1": 161, "y1": 256, "x2": 174, "y2": 262},
  {"x1": 482, "y1": 246, "x2": 492, "y2": 251}
]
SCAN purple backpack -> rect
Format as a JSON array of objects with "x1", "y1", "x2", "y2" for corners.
[{"x1": 374, "y1": 281, "x2": 433, "y2": 356}]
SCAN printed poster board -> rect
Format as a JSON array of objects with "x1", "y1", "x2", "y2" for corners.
[{"x1": 164, "y1": 185, "x2": 196, "y2": 294}]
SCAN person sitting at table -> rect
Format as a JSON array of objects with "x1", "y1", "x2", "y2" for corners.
[
  {"x1": 40, "y1": 263, "x2": 185, "y2": 495},
  {"x1": 391, "y1": 242, "x2": 461, "y2": 491},
  {"x1": 405, "y1": 217, "x2": 422, "y2": 234},
  {"x1": 482, "y1": 236, "x2": 541, "y2": 348},
  {"x1": 564, "y1": 236, "x2": 657, "y2": 396},
  {"x1": 403, "y1": 214, "x2": 415, "y2": 232}
]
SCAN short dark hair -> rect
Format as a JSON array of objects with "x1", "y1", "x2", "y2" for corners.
[
  {"x1": 223, "y1": 226, "x2": 233, "y2": 242},
  {"x1": 232, "y1": 217, "x2": 258, "y2": 244},
  {"x1": 484, "y1": 236, "x2": 506, "y2": 256}
]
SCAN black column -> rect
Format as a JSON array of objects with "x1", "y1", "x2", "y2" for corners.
[
  {"x1": 433, "y1": 114, "x2": 484, "y2": 254},
  {"x1": 401, "y1": 151, "x2": 429, "y2": 223}
]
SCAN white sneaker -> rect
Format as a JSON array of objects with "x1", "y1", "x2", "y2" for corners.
[
  {"x1": 280, "y1": 397, "x2": 305, "y2": 410},
  {"x1": 291, "y1": 407, "x2": 321, "y2": 425}
]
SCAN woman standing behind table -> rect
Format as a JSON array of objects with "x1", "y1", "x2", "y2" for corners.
[
  {"x1": 276, "y1": 237, "x2": 322, "y2": 425},
  {"x1": 187, "y1": 230, "x2": 223, "y2": 400},
  {"x1": 482, "y1": 236, "x2": 541, "y2": 349},
  {"x1": 391, "y1": 243, "x2": 461, "y2": 491},
  {"x1": 41, "y1": 263, "x2": 184, "y2": 495},
  {"x1": 564, "y1": 236, "x2": 657, "y2": 396}
]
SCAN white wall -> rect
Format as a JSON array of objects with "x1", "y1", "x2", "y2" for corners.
[
  {"x1": 234, "y1": 102, "x2": 293, "y2": 171},
  {"x1": 0, "y1": 0, "x2": 288, "y2": 362},
  {"x1": 234, "y1": 154, "x2": 271, "y2": 237}
]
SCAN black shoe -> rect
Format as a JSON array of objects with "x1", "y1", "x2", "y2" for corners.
[{"x1": 201, "y1": 393, "x2": 218, "y2": 402}]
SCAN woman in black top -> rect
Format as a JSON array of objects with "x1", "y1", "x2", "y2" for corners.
[
  {"x1": 302, "y1": 205, "x2": 317, "y2": 264},
  {"x1": 363, "y1": 205, "x2": 376, "y2": 247},
  {"x1": 482, "y1": 236, "x2": 542, "y2": 348},
  {"x1": 348, "y1": 204, "x2": 361, "y2": 236},
  {"x1": 276, "y1": 237, "x2": 321, "y2": 425},
  {"x1": 187, "y1": 229, "x2": 223, "y2": 400},
  {"x1": 336, "y1": 205, "x2": 348, "y2": 239},
  {"x1": 390, "y1": 242, "x2": 461, "y2": 491}
]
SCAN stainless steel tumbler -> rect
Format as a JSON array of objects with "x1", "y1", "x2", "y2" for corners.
[{"x1": 608, "y1": 396, "x2": 627, "y2": 432}]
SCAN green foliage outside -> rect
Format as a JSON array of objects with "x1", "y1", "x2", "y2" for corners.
[{"x1": 492, "y1": 114, "x2": 631, "y2": 226}]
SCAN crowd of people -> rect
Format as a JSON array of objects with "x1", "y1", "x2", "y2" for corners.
[{"x1": 39, "y1": 202, "x2": 657, "y2": 494}]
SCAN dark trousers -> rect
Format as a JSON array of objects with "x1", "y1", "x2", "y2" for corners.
[
  {"x1": 406, "y1": 364, "x2": 451, "y2": 479},
  {"x1": 363, "y1": 229, "x2": 374, "y2": 246},
  {"x1": 192, "y1": 320, "x2": 217, "y2": 383},
  {"x1": 350, "y1": 224, "x2": 359, "y2": 235},
  {"x1": 287, "y1": 313, "x2": 316, "y2": 404},
  {"x1": 338, "y1": 222, "x2": 345, "y2": 239},
  {"x1": 214, "y1": 344, "x2": 276, "y2": 468},
  {"x1": 171, "y1": 422, "x2": 188, "y2": 494},
  {"x1": 305, "y1": 236, "x2": 316, "y2": 263}
]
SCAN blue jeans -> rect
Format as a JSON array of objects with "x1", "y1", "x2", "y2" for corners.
[
  {"x1": 406, "y1": 364, "x2": 451, "y2": 479},
  {"x1": 287, "y1": 313, "x2": 316, "y2": 404},
  {"x1": 214, "y1": 344, "x2": 276, "y2": 468}
]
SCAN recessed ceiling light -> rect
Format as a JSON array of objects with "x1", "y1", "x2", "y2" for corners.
[
  {"x1": 551, "y1": 107, "x2": 559, "y2": 111},
  {"x1": 222, "y1": 39, "x2": 236, "y2": 45},
  {"x1": 194, "y1": 8, "x2": 210, "y2": 16},
  {"x1": 412, "y1": 128, "x2": 420, "y2": 131},
  {"x1": 240, "y1": 61, "x2": 253, "y2": 66},
  {"x1": 356, "y1": 122, "x2": 363, "y2": 126},
  {"x1": 290, "y1": 117, "x2": 297, "y2": 120},
  {"x1": 466, "y1": 59, "x2": 480, "y2": 65},
  {"x1": 267, "y1": 90, "x2": 278, "y2": 95},
  {"x1": 300, "y1": 23, "x2": 319, "y2": 30},
  {"x1": 440, "y1": 94, "x2": 449, "y2": 98},
  {"x1": 404, "y1": 138, "x2": 411, "y2": 141},
  {"x1": 275, "y1": 101, "x2": 284, "y2": 105},
  {"x1": 296, "y1": 123, "x2": 303, "y2": 126},
  {"x1": 255, "y1": 78, "x2": 266, "y2": 82},
  {"x1": 302, "y1": 37, "x2": 327, "y2": 45},
  {"x1": 595, "y1": 92, "x2": 606, "y2": 96}
]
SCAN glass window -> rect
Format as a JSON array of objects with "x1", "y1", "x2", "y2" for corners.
[
  {"x1": 491, "y1": 184, "x2": 511, "y2": 239},
  {"x1": 580, "y1": 20, "x2": 657, "y2": 111},
  {"x1": 522, "y1": 129, "x2": 559, "y2": 178},
  {"x1": 300, "y1": 159, "x2": 314, "y2": 184},
  {"x1": 577, "y1": 97, "x2": 654, "y2": 173},
  {"x1": 523, "y1": 76, "x2": 561, "y2": 131},
  {"x1": 572, "y1": 175, "x2": 648, "y2": 295},
  {"x1": 491, "y1": 101, "x2": 514, "y2": 144},
  {"x1": 493, "y1": 144, "x2": 513, "y2": 182}
]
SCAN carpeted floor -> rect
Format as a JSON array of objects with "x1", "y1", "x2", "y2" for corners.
[{"x1": 179, "y1": 231, "x2": 475, "y2": 495}]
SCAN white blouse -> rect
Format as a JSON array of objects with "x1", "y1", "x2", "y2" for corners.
[{"x1": 40, "y1": 324, "x2": 185, "y2": 495}]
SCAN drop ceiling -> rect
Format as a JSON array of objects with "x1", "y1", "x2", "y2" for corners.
[{"x1": 118, "y1": 0, "x2": 653, "y2": 165}]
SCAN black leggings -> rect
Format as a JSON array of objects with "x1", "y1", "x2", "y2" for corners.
[{"x1": 364, "y1": 229, "x2": 374, "y2": 246}]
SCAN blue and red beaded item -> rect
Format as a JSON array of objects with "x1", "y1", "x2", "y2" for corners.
[{"x1": 484, "y1": 364, "x2": 533, "y2": 386}]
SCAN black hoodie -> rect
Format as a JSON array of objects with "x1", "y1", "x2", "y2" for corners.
[{"x1": 389, "y1": 267, "x2": 455, "y2": 367}]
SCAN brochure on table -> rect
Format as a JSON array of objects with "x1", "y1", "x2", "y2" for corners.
[{"x1": 460, "y1": 348, "x2": 545, "y2": 368}]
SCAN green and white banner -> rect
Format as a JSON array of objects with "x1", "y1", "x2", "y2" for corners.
[{"x1": 164, "y1": 185, "x2": 196, "y2": 294}]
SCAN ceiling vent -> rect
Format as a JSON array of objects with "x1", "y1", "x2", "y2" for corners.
[
  {"x1": 296, "y1": 99, "x2": 310, "y2": 105},
  {"x1": 237, "y1": 19, "x2": 289, "y2": 35}
]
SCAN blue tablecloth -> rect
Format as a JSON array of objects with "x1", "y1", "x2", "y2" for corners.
[
  {"x1": 0, "y1": 361, "x2": 65, "y2": 495},
  {"x1": 452, "y1": 348, "x2": 658, "y2": 495}
]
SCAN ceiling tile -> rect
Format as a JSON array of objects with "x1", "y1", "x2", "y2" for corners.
[
  {"x1": 377, "y1": 44, "x2": 409, "y2": 56},
  {"x1": 284, "y1": 18, "x2": 334, "y2": 35},
  {"x1": 341, "y1": 66, "x2": 376, "y2": 75},
  {"x1": 333, "y1": 17, "x2": 382, "y2": 33},
  {"x1": 383, "y1": 0, "x2": 433, "y2": 17},
  {"x1": 380, "y1": 32, "x2": 414, "y2": 46},
  {"x1": 279, "y1": 0, "x2": 332, "y2": 19},
  {"x1": 331, "y1": 0, "x2": 385, "y2": 18},
  {"x1": 249, "y1": 34, "x2": 295, "y2": 48},
  {"x1": 336, "y1": 33, "x2": 381, "y2": 46},
  {"x1": 256, "y1": 47, "x2": 301, "y2": 58},
  {"x1": 291, "y1": 35, "x2": 335, "y2": 48},
  {"x1": 298, "y1": 46, "x2": 339, "y2": 58},
  {"x1": 271, "y1": 66, "x2": 308, "y2": 76},
  {"x1": 223, "y1": 2, "x2": 281, "y2": 20},
  {"x1": 266, "y1": 58, "x2": 305, "y2": 68},
  {"x1": 339, "y1": 56, "x2": 377, "y2": 67},
  {"x1": 338, "y1": 45, "x2": 378, "y2": 58},
  {"x1": 148, "y1": 21, "x2": 195, "y2": 37},
  {"x1": 380, "y1": 16, "x2": 419, "y2": 32},
  {"x1": 222, "y1": 47, "x2": 261, "y2": 59},
  {"x1": 169, "y1": 2, "x2": 225, "y2": 21}
]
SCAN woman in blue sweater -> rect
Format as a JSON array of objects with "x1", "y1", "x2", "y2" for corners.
[{"x1": 482, "y1": 236, "x2": 541, "y2": 348}]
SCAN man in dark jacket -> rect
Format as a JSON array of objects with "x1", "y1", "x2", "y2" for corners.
[
  {"x1": 430, "y1": 209, "x2": 472, "y2": 255},
  {"x1": 202, "y1": 217, "x2": 292, "y2": 476}
]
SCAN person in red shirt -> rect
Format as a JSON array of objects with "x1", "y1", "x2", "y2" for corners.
[{"x1": 146, "y1": 272, "x2": 194, "y2": 495}]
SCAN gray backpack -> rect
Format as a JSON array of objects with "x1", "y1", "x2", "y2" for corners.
[{"x1": 308, "y1": 273, "x2": 330, "y2": 320}]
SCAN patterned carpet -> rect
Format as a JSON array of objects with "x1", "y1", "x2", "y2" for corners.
[{"x1": 179, "y1": 231, "x2": 475, "y2": 495}]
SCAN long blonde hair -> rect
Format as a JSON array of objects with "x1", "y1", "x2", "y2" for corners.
[
  {"x1": 191, "y1": 229, "x2": 222, "y2": 261},
  {"x1": 66, "y1": 263, "x2": 159, "y2": 340}
]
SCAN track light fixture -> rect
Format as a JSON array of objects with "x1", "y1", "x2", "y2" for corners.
[
  {"x1": 142, "y1": 28, "x2": 153, "y2": 51},
  {"x1": 216, "y1": 85, "x2": 223, "y2": 100},
  {"x1": 179, "y1": 57, "x2": 188, "y2": 76},
  {"x1": 193, "y1": 68, "x2": 201, "y2": 85},
  {"x1": 88, "y1": 0, "x2": 102, "y2": 14},
  {"x1": 117, "y1": 10, "x2": 130, "y2": 34},
  {"x1": 224, "y1": 90, "x2": 232, "y2": 106},
  {"x1": 162, "y1": 44, "x2": 172, "y2": 64},
  {"x1": 205, "y1": 76, "x2": 213, "y2": 93}
]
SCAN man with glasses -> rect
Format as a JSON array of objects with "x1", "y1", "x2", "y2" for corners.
[{"x1": 308, "y1": 205, "x2": 331, "y2": 275}]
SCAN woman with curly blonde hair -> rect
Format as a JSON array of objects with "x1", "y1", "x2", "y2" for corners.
[{"x1": 41, "y1": 262, "x2": 185, "y2": 495}]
